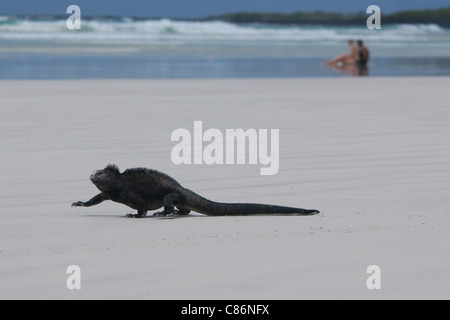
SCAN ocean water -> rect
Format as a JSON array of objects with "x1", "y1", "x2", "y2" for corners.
[{"x1": 1, "y1": 17, "x2": 450, "y2": 78}]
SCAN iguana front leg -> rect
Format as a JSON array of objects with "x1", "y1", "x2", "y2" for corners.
[
  {"x1": 72, "y1": 193, "x2": 110, "y2": 207},
  {"x1": 124, "y1": 191, "x2": 148, "y2": 218}
]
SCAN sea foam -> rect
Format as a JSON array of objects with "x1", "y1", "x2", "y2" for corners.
[{"x1": 0, "y1": 17, "x2": 448, "y2": 44}]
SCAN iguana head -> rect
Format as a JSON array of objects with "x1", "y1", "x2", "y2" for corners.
[{"x1": 90, "y1": 164, "x2": 120, "y2": 191}]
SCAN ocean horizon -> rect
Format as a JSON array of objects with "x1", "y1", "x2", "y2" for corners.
[{"x1": 1, "y1": 16, "x2": 450, "y2": 79}]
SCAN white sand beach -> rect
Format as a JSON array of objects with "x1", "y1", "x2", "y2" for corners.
[{"x1": 0, "y1": 78, "x2": 449, "y2": 299}]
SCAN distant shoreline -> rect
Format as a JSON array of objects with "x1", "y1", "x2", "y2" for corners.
[
  {"x1": 207, "y1": 7, "x2": 450, "y2": 27},
  {"x1": 3, "y1": 7, "x2": 450, "y2": 27}
]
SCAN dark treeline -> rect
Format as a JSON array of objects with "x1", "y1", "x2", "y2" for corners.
[
  {"x1": 7, "y1": 7, "x2": 450, "y2": 27},
  {"x1": 205, "y1": 7, "x2": 450, "y2": 27}
]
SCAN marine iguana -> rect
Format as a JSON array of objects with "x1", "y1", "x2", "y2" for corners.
[{"x1": 71, "y1": 164, "x2": 319, "y2": 218}]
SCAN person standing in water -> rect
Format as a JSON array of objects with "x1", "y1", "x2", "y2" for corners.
[
  {"x1": 356, "y1": 40, "x2": 370, "y2": 76},
  {"x1": 356, "y1": 40, "x2": 370, "y2": 65}
]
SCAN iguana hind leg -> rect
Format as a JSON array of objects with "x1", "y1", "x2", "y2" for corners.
[
  {"x1": 176, "y1": 204, "x2": 191, "y2": 215},
  {"x1": 153, "y1": 193, "x2": 184, "y2": 217}
]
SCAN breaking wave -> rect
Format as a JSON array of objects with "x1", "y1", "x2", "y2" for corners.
[{"x1": 0, "y1": 17, "x2": 448, "y2": 44}]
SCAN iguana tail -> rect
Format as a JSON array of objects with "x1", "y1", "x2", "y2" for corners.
[{"x1": 183, "y1": 189, "x2": 319, "y2": 216}]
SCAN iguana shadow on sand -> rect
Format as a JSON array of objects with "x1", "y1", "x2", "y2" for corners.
[{"x1": 72, "y1": 164, "x2": 320, "y2": 218}]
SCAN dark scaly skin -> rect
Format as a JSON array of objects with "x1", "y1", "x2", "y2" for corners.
[{"x1": 72, "y1": 164, "x2": 320, "y2": 218}]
